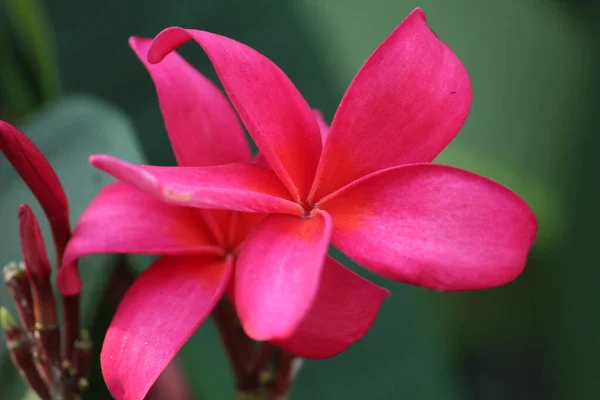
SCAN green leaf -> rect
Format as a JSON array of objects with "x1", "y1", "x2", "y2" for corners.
[
  {"x1": 179, "y1": 321, "x2": 232, "y2": 400},
  {"x1": 0, "y1": 32, "x2": 37, "y2": 120},
  {"x1": 0, "y1": 95, "x2": 145, "y2": 395}
]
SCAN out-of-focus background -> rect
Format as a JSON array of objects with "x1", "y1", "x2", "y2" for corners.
[{"x1": 0, "y1": 0, "x2": 598, "y2": 399}]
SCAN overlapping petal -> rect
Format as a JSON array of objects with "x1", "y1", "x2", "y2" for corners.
[
  {"x1": 320, "y1": 164, "x2": 537, "y2": 290},
  {"x1": 101, "y1": 255, "x2": 233, "y2": 400},
  {"x1": 0, "y1": 121, "x2": 71, "y2": 260},
  {"x1": 63, "y1": 183, "x2": 222, "y2": 264},
  {"x1": 228, "y1": 211, "x2": 266, "y2": 250},
  {"x1": 235, "y1": 212, "x2": 333, "y2": 340},
  {"x1": 129, "y1": 37, "x2": 251, "y2": 167},
  {"x1": 148, "y1": 27, "x2": 322, "y2": 200},
  {"x1": 310, "y1": 8, "x2": 472, "y2": 201},
  {"x1": 90, "y1": 155, "x2": 303, "y2": 216},
  {"x1": 313, "y1": 110, "x2": 330, "y2": 144},
  {"x1": 272, "y1": 257, "x2": 388, "y2": 359}
]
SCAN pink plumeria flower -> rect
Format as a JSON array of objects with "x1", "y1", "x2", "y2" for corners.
[
  {"x1": 64, "y1": 37, "x2": 388, "y2": 400},
  {"x1": 74, "y1": 4, "x2": 536, "y2": 379},
  {"x1": 84, "y1": 8, "x2": 537, "y2": 340}
]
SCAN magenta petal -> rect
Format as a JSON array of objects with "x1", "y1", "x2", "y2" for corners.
[
  {"x1": 235, "y1": 212, "x2": 333, "y2": 340},
  {"x1": 148, "y1": 27, "x2": 322, "y2": 200},
  {"x1": 272, "y1": 257, "x2": 388, "y2": 359},
  {"x1": 0, "y1": 121, "x2": 71, "y2": 260},
  {"x1": 321, "y1": 164, "x2": 538, "y2": 291},
  {"x1": 90, "y1": 155, "x2": 303, "y2": 216},
  {"x1": 129, "y1": 37, "x2": 251, "y2": 167},
  {"x1": 101, "y1": 255, "x2": 233, "y2": 400},
  {"x1": 311, "y1": 9, "x2": 472, "y2": 200},
  {"x1": 64, "y1": 183, "x2": 222, "y2": 264}
]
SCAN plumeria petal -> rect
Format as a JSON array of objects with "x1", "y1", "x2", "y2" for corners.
[
  {"x1": 90, "y1": 155, "x2": 303, "y2": 216},
  {"x1": 148, "y1": 27, "x2": 322, "y2": 200},
  {"x1": 101, "y1": 255, "x2": 233, "y2": 400},
  {"x1": 63, "y1": 183, "x2": 222, "y2": 264},
  {"x1": 235, "y1": 212, "x2": 333, "y2": 340},
  {"x1": 18, "y1": 204, "x2": 52, "y2": 279},
  {"x1": 310, "y1": 8, "x2": 472, "y2": 201},
  {"x1": 272, "y1": 257, "x2": 388, "y2": 359},
  {"x1": 320, "y1": 164, "x2": 537, "y2": 290},
  {"x1": 0, "y1": 121, "x2": 71, "y2": 260},
  {"x1": 129, "y1": 36, "x2": 251, "y2": 167}
]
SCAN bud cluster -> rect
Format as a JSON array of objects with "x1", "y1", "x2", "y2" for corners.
[{"x1": 2, "y1": 261, "x2": 91, "y2": 400}]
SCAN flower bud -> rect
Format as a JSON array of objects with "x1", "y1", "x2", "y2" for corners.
[{"x1": 3, "y1": 262, "x2": 35, "y2": 333}]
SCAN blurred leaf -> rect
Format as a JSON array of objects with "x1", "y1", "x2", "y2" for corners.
[
  {"x1": 0, "y1": 94, "x2": 145, "y2": 394},
  {"x1": 3, "y1": 0, "x2": 61, "y2": 101},
  {"x1": 0, "y1": 31, "x2": 37, "y2": 120},
  {"x1": 179, "y1": 321, "x2": 232, "y2": 400}
]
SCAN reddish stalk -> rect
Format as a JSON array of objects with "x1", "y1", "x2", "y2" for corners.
[{"x1": 212, "y1": 299, "x2": 303, "y2": 399}]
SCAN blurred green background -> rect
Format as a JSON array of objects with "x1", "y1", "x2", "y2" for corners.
[{"x1": 1, "y1": 0, "x2": 598, "y2": 399}]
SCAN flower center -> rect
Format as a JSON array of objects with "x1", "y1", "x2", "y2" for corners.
[{"x1": 300, "y1": 202, "x2": 319, "y2": 220}]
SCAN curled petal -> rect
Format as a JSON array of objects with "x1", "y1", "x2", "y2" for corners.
[
  {"x1": 90, "y1": 155, "x2": 303, "y2": 216},
  {"x1": 235, "y1": 212, "x2": 333, "y2": 340},
  {"x1": 310, "y1": 9, "x2": 472, "y2": 201},
  {"x1": 64, "y1": 182, "x2": 222, "y2": 264},
  {"x1": 0, "y1": 121, "x2": 71, "y2": 260},
  {"x1": 56, "y1": 262, "x2": 81, "y2": 296},
  {"x1": 101, "y1": 255, "x2": 233, "y2": 400},
  {"x1": 272, "y1": 257, "x2": 388, "y2": 359},
  {"x1": 148, "y1": 27, "x2": 322, "y2": 200},
  {"x1": 129, "y1": 36, "x2": 251, "y2": 167},
  {"x1": 320, "y1": 164, "x2": 537, "y2": 291},
  {"x1": 18, "y1": 204, "x2": 51, "y2": 279}
]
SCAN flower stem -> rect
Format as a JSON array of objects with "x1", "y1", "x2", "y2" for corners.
[
  {"x1": 61, "y1": 294, "x2": 79, "y2": 361},
  {"x1": 212, "y1": 299, "x2": 252, "y2": 390},
  {"x1": 3, "y1": 262, "x2": 35, "y2": 333},
  {"x1": 212, "y1": 300, "x2": 302, "y2": 400},
  {"x1": 268, "y1": 352, "x2": 302, "y2": 400}
]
